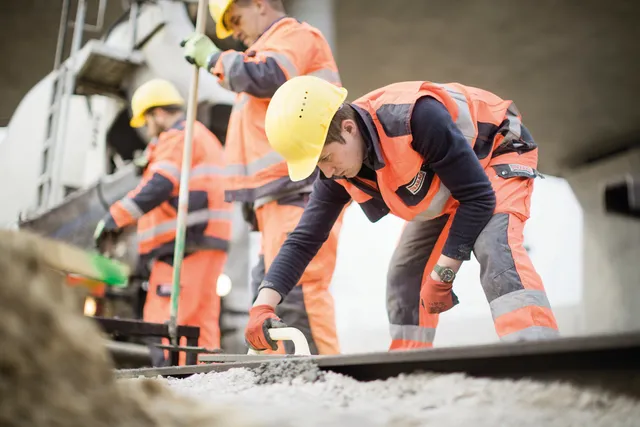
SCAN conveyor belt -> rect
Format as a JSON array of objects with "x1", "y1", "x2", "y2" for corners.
[{"x1": 116, "y1": 331, "x2": 640, "y2": 383}]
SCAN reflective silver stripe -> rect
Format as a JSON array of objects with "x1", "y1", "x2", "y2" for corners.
[
  {"x1": 225, "y1": 150, "x2": 285, "y2": 177},
  {"x1": 137, "y1": 209, "x2": 233, "y2": 242},
  {"x1": 436, "y1": 84, "x2": 476, "y2": 146},
  {"x1": 263, "y1": 51, "x2": 299, "y2": 78},
  {"x1": 306, "y1": 68, "x2": 341, "y2": 85},
  {"x1": 489, "y1": 289, "x2": 552, "y2": 319},
  {"x1": 253, "y1": 184, "x2": 314, "y2": 210},
  {"x1": 500, "y1": 326, "x2": 559, "y2": 342},
  {"x1": 120, "y1": 197, "x2": 144, "y2": 220},
  {"x1": 412, "y1": 84, "x2": 477, "y2": 222},
  {"x1": 190, "y1": 164, "x2": 226, "y2": 178},
  {"x1": 389, "y1": 324, "x2": 435, "y2": 344},
  {"x1": 503, "y1": 103, "x2": 522, "y2": 143},
  {"x1": 149, "y1": 161, "x2": 181, "y2": 181},
  {"x1": 411, "y1": 184, "x2": 452, "y2": 222}
]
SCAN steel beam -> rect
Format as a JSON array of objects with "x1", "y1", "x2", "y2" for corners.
[{"x1": 115, "y1": 331, "x2": 640, "y2": 382}]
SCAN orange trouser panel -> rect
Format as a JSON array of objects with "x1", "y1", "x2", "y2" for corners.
[
  {"x1": 474, "y1": 150, "x2": 559, "y2": 341},
  {"x1": 387, "y1": 149, "x2": 558, "y2": 349},
  {"x1": 144, "y1": 250, "x2": 227, "y2": 365},
  {"x1": 255, "y1": 199, "x2": 342, "y2": 355},
  {"x1": 386, "y1": 215, "x2": 451, "y2": 350}
]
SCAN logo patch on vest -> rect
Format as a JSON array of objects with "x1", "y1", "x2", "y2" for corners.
[
  {"x1": 509, "y1": 164, "x2": 534, "y2": 175},
  {"x1": 406, "y1": 171, "x2": 427, "y2": 195}
]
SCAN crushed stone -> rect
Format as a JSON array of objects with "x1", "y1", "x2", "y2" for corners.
[
  {"x1": 251, "y1": 359, "x2": 326, "y2": 385},
  {"x1": 141, "y1": 360, "x2": 640, "y2": 427}
]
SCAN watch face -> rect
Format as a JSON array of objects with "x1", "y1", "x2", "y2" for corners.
[{"x1": 440, "y1": 268, "x2": 455, "y2": 283}]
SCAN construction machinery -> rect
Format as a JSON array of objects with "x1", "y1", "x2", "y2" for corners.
[{"x1": 0, "y1": 0, "x2": 252, "y2": 364}]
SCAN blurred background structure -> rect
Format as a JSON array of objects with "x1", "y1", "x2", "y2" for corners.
[{"x1": 0, "y1": 0, "x2": 638, "y2": 354}]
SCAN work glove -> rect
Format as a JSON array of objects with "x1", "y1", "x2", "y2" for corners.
[
  {"x1": 245, "y1": 304, "x2": 288, "y2": 351},
  {"x1": 420, "y1": 276, "x2": 460, "y2": 314},
  {"x1": 93, "y1": 214, "x2": 121, "y2": 250},
  {"x1": 180, "y1": 33, "x2": 220, "y2": 69}
]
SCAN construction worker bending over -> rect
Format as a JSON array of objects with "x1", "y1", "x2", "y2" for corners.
[
  {"x1": 245, "y1": 75, "x2": 561, "y2": 352},
  {"x1": 94, "y1": 79, "x2": 232, "y2": 365},
  {"x1": 179, "y1": 0, "x2": 344, "y2": 355}
]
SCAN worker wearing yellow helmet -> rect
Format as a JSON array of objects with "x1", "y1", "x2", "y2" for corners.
[
  {"x1": 178, "y1": 0, "x2": 346, "y2": 356},
  {"x1": 94, "y1": 78, "x2": 233, "y2": 365},
  {"x1": 245, "y1": 75, "x2": 560, "y2": 352}
]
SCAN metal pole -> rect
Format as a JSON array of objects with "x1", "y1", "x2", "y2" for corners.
[
  {"x1": 49, "y1": 0, "x2": 87, "y2": 207},
  {"x1": 168, "y1": 0, "x2": 208, "y2": 349},
  {"x1": 53, "y1": 0, "x2": 71, "y2": 70}
]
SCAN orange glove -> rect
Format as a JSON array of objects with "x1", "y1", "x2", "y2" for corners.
[
  {"x1": 244, "y1": 305, "x2": 288, "y2": 351},
  {"x1": 420, "y1": 276, "x2": 460, "y2": 314}
]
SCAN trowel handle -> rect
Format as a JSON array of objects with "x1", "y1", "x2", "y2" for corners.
[{"x1": 247, "y1": 327, "x2": 311, "y2": 356}]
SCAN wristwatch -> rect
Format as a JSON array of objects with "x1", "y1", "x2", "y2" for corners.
[{"x1": 433, "y1": 265, "x2": 456, "y2": 284}]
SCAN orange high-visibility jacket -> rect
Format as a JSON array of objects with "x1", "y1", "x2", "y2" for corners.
[
  {"x1": 208, "y1": 17, "x2": 341, "y2": 204},
  {"x1": 337, "y1": 81, "x2": 534, "y2": 222},
  {"x1": 110, "y1": 120, "x2": 233, "y2": 260}
]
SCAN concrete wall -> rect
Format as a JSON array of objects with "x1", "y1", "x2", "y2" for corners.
[
  {"x1": 566, "y1": 149, "x2": 640, "y2": 335},
  {"x1": 333, "y1": 0, "x2": 640, "y2": 176}
]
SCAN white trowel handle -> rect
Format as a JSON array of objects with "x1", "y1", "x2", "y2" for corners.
[{"x1": 247, "y1": 327, "x2": 311, "y2": 356}]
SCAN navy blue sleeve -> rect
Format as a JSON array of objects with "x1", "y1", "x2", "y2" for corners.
[
  {"x1": 208, "y1": 51, "x2": 287, "y2": 98},
  {"x1": 130, "y1": 173, "x2": 175, "y2": 214},
  {"x1": 410, "y1": 96, "x2": 496, "y2": 260},
  {"x1": 259, "y1": 177, "x2": 351, "y2": 301}
]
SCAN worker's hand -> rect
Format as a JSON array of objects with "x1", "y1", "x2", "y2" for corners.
[
  {"x1": 180, "y1": 33, "x2": 220, "y2": 69},
  {"x1": 93, "y1": 215, "x2": 121, "y2": 250},
  {"x1": 245, "y1": 304, "x2": 288, "y2": 351},
  {"x1": 420, "y1": 276, "x2": 460, "y2": 314}
]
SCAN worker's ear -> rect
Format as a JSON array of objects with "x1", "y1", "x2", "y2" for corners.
[
  {"x1": 255, "y1": 0, "x2": 267, "y2": 13},
  {"x1": 342, "y1": 119, "x2": 356, "y2": 136}
]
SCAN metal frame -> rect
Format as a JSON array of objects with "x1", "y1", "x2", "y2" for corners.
[
  {"x1": 115, "y1": 331, "x2": 640, "y2": 383},
  {"x1": 93, "y1": 316, "x2": 200, "y2": 365}
]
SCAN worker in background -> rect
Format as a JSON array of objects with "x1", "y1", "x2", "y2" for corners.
[
  {"x1": 245, "y1": 75, "x2": 561, "y2": 352},
  {"x1": 179, "y1": 0, "x2": 345, "y2": 355},
  {"x1": 93, "y1": 78, "x2": 233, "y2": 365}
]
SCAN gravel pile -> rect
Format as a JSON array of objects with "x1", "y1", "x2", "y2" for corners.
[{"x1": 152, "y1": 360, "x2": 640, "y2": 427}]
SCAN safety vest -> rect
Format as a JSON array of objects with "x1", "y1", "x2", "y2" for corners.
[
  {"x1": 216, "y1": 17, "x2": 341, "y2": 204},
  {"x1": 337, "y1": 81, "x2": 525, "y2": 222},
  {"x1": 111, "y1": 120, "x2": 233, "y2": 260}
]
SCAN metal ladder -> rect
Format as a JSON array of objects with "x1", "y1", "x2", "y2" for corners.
[
  {"x1": 38, "y1": 0, "x2": 108, "y2": 212},
  {"x1": 36, "y1": 0, "x2": 148, "y2": 216}
]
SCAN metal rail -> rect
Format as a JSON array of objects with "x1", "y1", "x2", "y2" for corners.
[
  {"x1": 115, "y1": 331, "x2": 640, "y2": 383},
  {"x1": 94, "y1": 316, "x2": 201, "y2": 365}
]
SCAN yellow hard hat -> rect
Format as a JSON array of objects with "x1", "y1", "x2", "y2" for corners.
[
  {"x1": 209, "y1": 0, "x2": 234, "y2": 39},
  {"x1": 129, "y1": 78, "x2": 185, "y2": 128},
  {"x1": 265, "y1": 75, "x2": 348, "y2": 182}
]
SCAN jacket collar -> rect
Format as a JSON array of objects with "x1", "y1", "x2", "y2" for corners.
[
  {"x1": 250, "y1": 16, "x2": 295, "y2": 48},
  {"x1": 351, "y1": 104, "x2": 386, "y2": 171}
]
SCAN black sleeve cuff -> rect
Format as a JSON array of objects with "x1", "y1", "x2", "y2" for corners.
[
  {"x1": 257, "y1": 280, "x2": 286, "y2": 304},
  {"x1": 441, "y1": 243, "x2": 473, "y2": 261}
]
